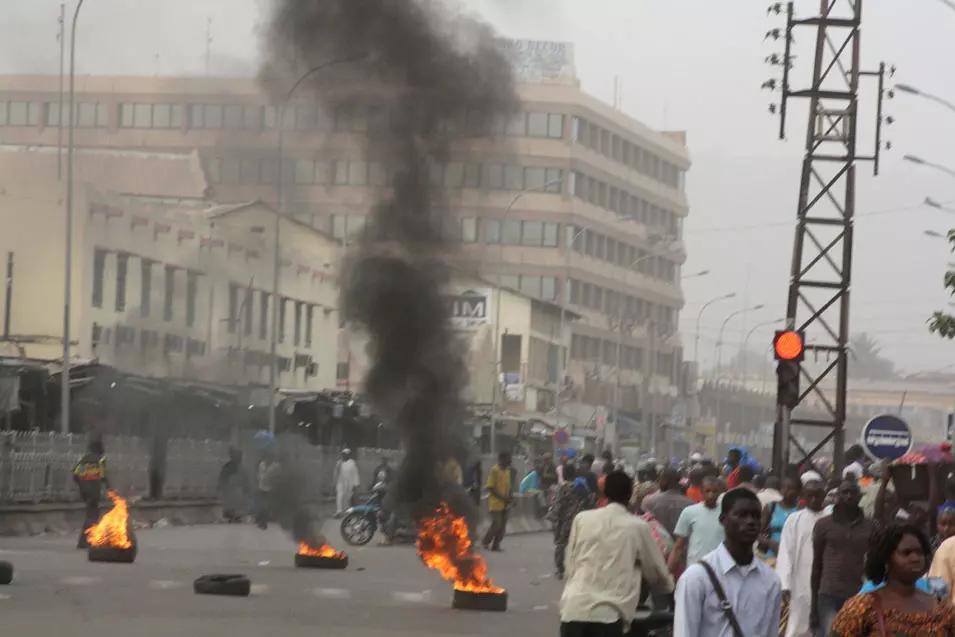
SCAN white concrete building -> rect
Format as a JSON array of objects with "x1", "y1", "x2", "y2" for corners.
[{"x1": 0, "y1": 147, "x2": 340, "y2": 392}]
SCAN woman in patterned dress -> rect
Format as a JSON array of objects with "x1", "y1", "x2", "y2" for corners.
[
  {"x1": 552, "y1": 463, "x2": 593, "y2": 579},
  {"x1": 830, "y1": 524, "x2": 955, "y2": 636}
]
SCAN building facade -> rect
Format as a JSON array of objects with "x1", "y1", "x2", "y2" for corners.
[
  {"x1": 0, "y1": 149, "x2": 340, "y2": 393},
  {"x1": 0, "y1": 47, "x2": 690, "y2": 448}
]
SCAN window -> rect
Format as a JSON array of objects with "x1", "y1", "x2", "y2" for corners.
[
  {"x1": 501, "y1": 220, "x2": 521, "y2": 245},
  {"x1": 520, "y1": 275, "x2": 541, "y2": 298},
  {"x1": 243, "y1": 105, "x2": 261, "y2": 129},
  {"x1": 524, "y1": 166, "x2": 546, "y2": 191},
  {"x1": 485, "y1": 163, "x2": 504, "y2": 190},
  {"x1": 140, "y1": 260, "x2": 152, "y2": 317},
  {"x1": 47, "y1": 102, "x2": 108, "y2": 128},
  {"x1": 541, "y1": 277, "x2": 557, "y2": 300},
  {"x1": 244, "y1": 287, "x2": 253, "y2": 336},
  {"x1": 228, "y1": 283, "x2": 239, "y2": 333},
  {"x1": 295, "y1": 159, "x2": 315, "y2": 184},
  {"x1": 463, "y1": 163, "x2": 481, "y2": 188},
  {"x1": 543, "y1": 222, "x2": 558, "y2": 247},
  {"x1": 348, "y1": 161, "x2": 367, "y2": 186},
  {"x1": 259, "y1": 292, "x2": 270, "y2": 340},
  {"x1": 333, "y1": 161, "x2": 349, "y2": 185},
  {"x1": 444, "y1": 162, "x2": 464, "y2": 188},
  {"x1": 115, "y1": 253, "x2": 128, "y2": 312},
  {"x1": 294, "y1": 301, "x2": 304, "y2": 346},
  {"x1": 506, "y1": 113, "x2": 527, "y2": 136},
  {"x1": 186, "y1": 271, "x2": 198, "y2": 328},
  {"x1": 330, "y1": 214, "x2": 347, "y2": 239},
  {"x1": 504, "y1": 164, "x2": 524, "y2": 190},
  {"x1": 163, "y1": 266, "x2": 175, "y2": 322},
  {"x1": 336, "y1": 361, "x2": 350, "y2": 380},
  {"x1": 461, "y1": 218, "x2": 477, "y2": 243},
  {"x1": 522, "y1": 221, "x2": 543, "y2": 246},
  {"x1": 278, "y1": 297, "x2": 287, "y2": 343},
  {"x1": 485, "y1": 219, "x2": 501, "y2": 244},
  {"x1": 92, "y1": 249, "x2": 106, "y2": 308},
  {"x1": 547, "y1": 113, "x2": 564, "y2": 138},
  {"x1": 190, "y1": 103, "x2": 224, "y2": 129},
  {"x1": 305, "y1": 305, "x2": 314, "y2": 348},
  {"x1": 527, "y1": 112, "x2": 548, "y2": 138},
  {"x1": 224, "y1": 104, "x2": 243, "y2": 129},
  {"x1": 5, "y1": 101, "x2": 39, "y2": 126}
]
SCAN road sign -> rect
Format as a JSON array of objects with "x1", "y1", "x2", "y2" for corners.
[
  {"x1": 861, "y1": 414, "x2": 912, "y2": 461},
  {"x1": 948, "y1": 413, "x2": 953, "y2": 442},
  {"x1": 554, "y1": 427, "x2": 569, "y2": 446}
]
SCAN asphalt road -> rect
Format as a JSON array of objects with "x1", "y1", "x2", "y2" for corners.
[{"x1": 0, "y1": 521, "x2": 563, "y2": 637}]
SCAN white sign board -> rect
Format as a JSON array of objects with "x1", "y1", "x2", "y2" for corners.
[
  {"x1": 446, "y1": 288, "x2": 491, "y2": 331},
  {"x1": 498, "y1": 39, "x2": 576, "y2": 84}
]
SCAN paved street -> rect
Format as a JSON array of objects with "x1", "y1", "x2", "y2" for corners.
[{"x1": 0, "y1": 522, "x2": 562, "y2": 636}]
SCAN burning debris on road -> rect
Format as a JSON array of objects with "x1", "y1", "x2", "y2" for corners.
[
  {"x1": 417, "y1": 504, "x2": 502, "y2": 594},
  {"x1": 295, "y1": 541, "x2": 349, "y2": 569},
  {"x1": 86, "y1": 490, "x2": 137, "y2": 563}
]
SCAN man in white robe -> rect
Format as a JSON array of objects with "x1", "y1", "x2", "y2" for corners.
[
  {"x1": 334, "y1": 449, "x2": 361, "y2": 517},
  {"x1": 775, "y1": 480, "x2": 828, "y2": 637}
]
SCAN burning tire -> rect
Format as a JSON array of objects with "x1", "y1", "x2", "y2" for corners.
[
  {"x1": 193, "y1": 574, "x2": 251, "y2": 597},
  {"x1": 0, "y1": 561, "x2": 13, "y2": 585},
  {"x1": 452, "y1": 589, "x2": 508, "y2": 612},
  {"x1": 88, "y1": 545, "x2": 137, "y2": 564},
  {"x1": 295, "y1": 553, "x2": 349, "y2": 569}
]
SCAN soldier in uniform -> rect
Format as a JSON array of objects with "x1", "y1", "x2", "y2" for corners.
[{"x1": 73, "y1": 439, "x2": 109, "y2": 549}]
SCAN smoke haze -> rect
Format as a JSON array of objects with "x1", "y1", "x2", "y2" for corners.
[{"x1": 260, "y1": 0, "x2": 517, "y2": 529}]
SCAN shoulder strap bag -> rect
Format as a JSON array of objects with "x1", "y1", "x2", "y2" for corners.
[{"x1": 697, "y1": 560, "x2": 745, "y2": 637}]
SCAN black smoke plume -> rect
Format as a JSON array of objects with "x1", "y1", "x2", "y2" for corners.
[{"x1": 261, "y1": 0, "x2": 517, "y2": 532}]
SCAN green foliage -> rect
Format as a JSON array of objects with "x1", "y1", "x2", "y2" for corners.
[
  {"x1": 929, "y1": 262, "x2": 955, "y2": 339},
  {"x1": 848, "y1": 333, "x2": 896, "y2": 380}
]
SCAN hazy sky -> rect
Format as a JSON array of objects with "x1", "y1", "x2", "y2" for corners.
[{"x1": 4, "y1": 0, "x2": 955, "y2": 373}]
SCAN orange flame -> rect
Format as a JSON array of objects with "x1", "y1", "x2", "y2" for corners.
[
  {"x1": 297, "y1": 542, "x2": 346, "y2": 560},
  {"x1": 416, "y1": 503, "x2": 504, "y2": 593},
  {"x1": 86, "y1": 490, "x2": 132, "y2": 549}
]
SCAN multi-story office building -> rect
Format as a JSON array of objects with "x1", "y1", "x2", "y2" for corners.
[{"x1": 0, "y1": 40, "x2": 691, "y2": 445}]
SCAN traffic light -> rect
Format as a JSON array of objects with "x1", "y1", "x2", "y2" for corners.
[{"x1": 774, "y1": 330, "x2": 805, "y2": 409}]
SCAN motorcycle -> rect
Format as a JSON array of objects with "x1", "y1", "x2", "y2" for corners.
[{"x1": 339, "y1": 482, "x2": 415, "y2": 546}]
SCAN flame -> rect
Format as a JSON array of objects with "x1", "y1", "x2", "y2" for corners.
[
  {"x1": 416, "y1": 503, "x2": 504, "y2": 594},
  {"x1": 297, "y1": 542, "x2": 346, "y2": 560},
  {"x1": 86, "y1": 490, "x2": 132, "y2": 549}
]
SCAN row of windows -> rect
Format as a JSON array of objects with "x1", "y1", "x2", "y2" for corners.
[
  {"x1": 568, "y1": 278, "x2": 678, "y2": 333},
  {"x1": 484, "y1": 274, "x2": 558, "y2": 302},
  {"x1": 226, "y1": 284, "x2": 320, "y2": 349},
  {"x1": 570, "y1": 172, "x2": 680, "y2": 236},
  {"x1": 567, "y1": 226, "x2": 678, "y2": 282},
  {"x1": 91, "y1": 323, "x2": 207, "y2": 357},
  {"x1": 2, "y1": 96, "x2": 567, "y2": 141},
  {"x1": 92, "y1": 250, "x2": 199, "y2": 326},
  {"x1": 207, "y1": 155, "x2": 564, "y2": 194},
  {"x1": 570, "y1": 334, "x2": 676, "y2": 375},
  {"x1": 483, "y1": 219, "x2": 560, "y2": 247},
  {"x1": 574, "y1": 117, "x2": 684, "y2": 190}
]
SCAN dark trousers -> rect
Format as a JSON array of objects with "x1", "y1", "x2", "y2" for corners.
[
  {"x1": 560, "y1": 621, "x2": 624, "y2": 637},
  {"x1": 816, "y1": 593, "x2": 850, "y2": 637},
  {"x1": 255, "y1": 490, "x2": 271, "y2": 529},
  {"x1": 482, "y1": 509, "x2": 508, "y2": 549},
  {"x1": 77, "y1": 500, "x2": 100, "y2": 548}
]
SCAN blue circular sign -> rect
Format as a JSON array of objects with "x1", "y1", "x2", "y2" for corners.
[
  {"x1": 861, "y1": 414, "x2": 912, "y2": 461},
  {"x1": 554, "y1": 428, "x2": 570, "y2": 446}
]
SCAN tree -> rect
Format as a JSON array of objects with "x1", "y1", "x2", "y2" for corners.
[
  {"x1": 848, "y1": 333, "x2": 896, "y2": 380},
  {"x1": 929, "y1": 252, "x2": 955, "y2": 339}
]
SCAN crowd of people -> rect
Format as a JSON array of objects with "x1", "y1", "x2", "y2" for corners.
[{"x1": 543, "y1": 444, "x2": 955, "y2": 636}]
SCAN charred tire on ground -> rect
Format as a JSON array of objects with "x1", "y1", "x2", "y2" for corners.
[
  {"x1": 193, "y1": 574, "x2": 251, "y2": 597},
  {"x1": 451, "y1": 590, "x2": 508, "y2": 612},
  {"x1": 294, "y1": 554, "x2": 349, "y2": 569},
  {"x1": 88, "y1": 545, "x2": 138, "y2": 563},
  {"x1": 0, "y1": 561, "x2": 13, "y2": 585}
]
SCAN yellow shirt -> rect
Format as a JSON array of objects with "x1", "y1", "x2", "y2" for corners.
[{"x1": 486, "y1": 465, "x2": 511, "y2": 512}]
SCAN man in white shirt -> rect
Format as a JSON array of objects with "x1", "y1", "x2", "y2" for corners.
[
  {"x1": 333, "y1": 449, "x2": 361, "y2": 518},
  {"x1": 674, "y1": 487, "x2": 782, "y2": 637},
  {"x1": 559, "y1": 470, "x2": 674, "y2": 637},
  {"x1": 669, "y1": 476, "x2": 724, "y2": 572},
  {"x1": 775, "y1": 480, "x2": 827, "y2": 637}
]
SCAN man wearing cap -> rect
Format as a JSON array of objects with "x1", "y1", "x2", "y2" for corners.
[{"x1": 334, "y1": 448, "x2": 361, "y2": 518}]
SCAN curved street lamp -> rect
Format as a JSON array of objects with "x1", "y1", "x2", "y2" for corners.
[
  {"x1": 267, "y1": 53, "x2": 366, "y2": 435},
  {"x1": 714, "y1": 304, "x2": 765, "y2": 375},
  {"x1": 895, "y1": 83, "x2": 955, "y2": 116},
  {"x1": 693, "y1": 293, "x2": 736, "y2": 370},
  {"x1": 904, "y1": 154, "x2": 955, "y2": 181},
  {"x1": 489, "y1": 176, "x2": 563, "y2": 453},
  {"x1": 741, "y1": 318, "x2": 785, "y2": 380}
]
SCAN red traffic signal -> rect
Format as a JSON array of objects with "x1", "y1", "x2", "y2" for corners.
[{"x1": 774, "y1": 330, "x2": 805, "y2": 362}]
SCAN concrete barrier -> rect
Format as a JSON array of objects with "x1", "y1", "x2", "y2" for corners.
[{"x1": 0, "y1": 499, "x2": 220, "y2": 537}]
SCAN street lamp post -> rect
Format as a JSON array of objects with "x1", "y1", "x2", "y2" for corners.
[
  {"x1": 62, "y1": 0, "x2": 86, "y2": 434},
  {"x1": 741, "y1": 318, "x2": 784, "y2": 381},
  {"x1": 895, "y1": 83, "x2": 955, "y2": 116},
  {"x1": 904, "y1": 155, "x2": 955, "y2": 181},
  {"x1": 714, "y1": 304, "x2": 765, "y2": 376},
  {"x1": 489, "y1": 177, "x2": 563, "y2": 454},
  {"x1": 268, "y1": 54, "x2": 365, "y2": 436},
  {"x1": 554, "y1": 216, "x2": 634, "y2": 442},
  {"x1": 693, "y1": 293, "x2": 736, "y2": 372}
]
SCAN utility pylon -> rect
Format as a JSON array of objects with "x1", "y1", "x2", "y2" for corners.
[{"x1": 767, "y1": 0, "x2": 890, "y2": 476}]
